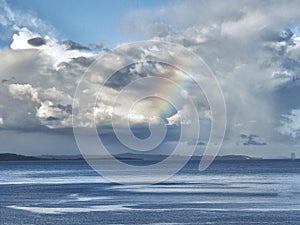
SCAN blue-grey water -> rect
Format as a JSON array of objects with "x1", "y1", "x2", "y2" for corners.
[{"x1": 0, "y1": 160, "x2": 299, "y2": 225}]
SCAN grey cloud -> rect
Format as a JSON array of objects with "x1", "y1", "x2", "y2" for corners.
[
  {"x1": 240, "y1": 134, "x2": 267, "y2": 146},
  {"x1": 187, "y1": 140, "x2": 206, "y2": 146},
  {"x1": 70, "y1": 56, "x2": 95, "y2": 67},
  {"x1": 45, "y1": 116, "x2": 59, "y2": 121},
  {"x1": 0, "y1": 48, "x2": 82, "y2": 130},
  {"x1": 88, "y1": 42, "x2": 110, "y2": 52},
  {"x1": 142, "y1": 1, "x2": 300, "y2": 144},
  {"x1": 1, "y1": 76, "x2": 15, "y2": 84},
  {"x1": 105, "y1": 68, "x2": 136, "y2": 90},
  {"x1": 104, "y1": 62, "x2": 177, "y2": 90},
  {"x1": 1, "y1": 0, "x2": 300, "y2": 156},
  {"x1": 56, "y1": 104, "x2": 72, "y2": 114},
  {"x1": 27, "y1": 37, "x2": 46, "y2": 46},
  {"x1": 62, "y1": 40, "x2": 90, "y2": 51},
  {"x1": 104, "y1": 63, "x2": 148, "y2": 90}
]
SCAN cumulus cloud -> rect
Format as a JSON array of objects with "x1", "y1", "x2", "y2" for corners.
[
  {"x1": 9, "y1": 83, "x2": 39, "y2": 102},
  {"x1": 1, "y1": 0, "x2": 300, "y2": 158},
  {"x1": 5, "y1": 82, "x2": 74, "y2": 129},
  {"x1": 10, "y1": 27, "x2": 96, "y2": 66},
  {"x1": 122, "y1": 0, "x2": 300, "y2": 145},
  {"x1": 36, "y1": 101, "x2": 72, "y2": 128}
]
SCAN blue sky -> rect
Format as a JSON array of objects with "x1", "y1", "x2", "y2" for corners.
[{"x1": 7, "y1": 0, "x2": 174, "y2": 47}]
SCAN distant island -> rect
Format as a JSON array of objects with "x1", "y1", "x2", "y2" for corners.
[
  {"x1": 0, "y1": 153, "x2": 297, "y2": 161},
  {"x1": 0, "y1": 153, "x2": 41, "y2": 161}
]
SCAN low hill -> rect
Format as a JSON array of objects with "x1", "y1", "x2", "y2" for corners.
[{"x1": 0, "y1": 153, "x2": 40, "y2": 161}]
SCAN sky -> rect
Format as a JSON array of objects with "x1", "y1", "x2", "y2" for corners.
[
  {"x1": 2, "y1": 0, "x2": 173, "y2": 47},
  {"x1": 1, "y1": 0, "x2": 300, "y2": 158}
]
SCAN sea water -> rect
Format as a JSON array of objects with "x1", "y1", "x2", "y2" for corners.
[{"x1": 0, "y1": 160, "x2": 299, "y2": 224}]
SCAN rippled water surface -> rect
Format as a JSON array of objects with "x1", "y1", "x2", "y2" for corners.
[{"x1": 0, "y1": 160, "x2": 299, "y2": 224}]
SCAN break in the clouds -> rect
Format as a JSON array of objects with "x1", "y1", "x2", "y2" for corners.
[
  {"x1": 0, "y1": 0, "x2": 55, "y2": 41},
  {"x1": 0, "y1": 0, "x2": 300, "y2": 157}
]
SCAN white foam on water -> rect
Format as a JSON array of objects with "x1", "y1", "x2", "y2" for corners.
[
  {"x1": 67, "y1": 193, "x2": 111, "y2": 201},
  {"x1": 76, "y1": 196, "x2": 111, "y2": 202},
  {"x1": 113, "y1": 185, "x2": 279, "y2": 195},
  {"x1": 0, "y1": 176, "x2": 107, "y2": 185},
  {"x1": 7, "y1": 204, "x2": 132, "y2": 214},
  {"x1": 52, "y1": 195, "x2": 112, "y2": 204},
  {"x1": 189, "y1": 199, "x2": 272, "y2": 204},
  {"x1": 190, "y1": 207, "x2": 300, "y2": 212},
  {"x1": 8, "y1": 204, "x2": 300, "y2": 215}
]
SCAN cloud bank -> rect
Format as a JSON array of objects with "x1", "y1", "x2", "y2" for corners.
[{"x1": 1, "y1": 0, "x2": 300, "y2": 156}]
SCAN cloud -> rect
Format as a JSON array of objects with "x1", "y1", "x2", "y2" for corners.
[
  {"x1": 27, "y1": 37, "x2": 46, "y2": 47},
  {"x1": 1, "y1": 76, "x2": 15, "y2": 84},
  {"x1": 124, "y1": 0, "x2": 300, "y2": 144},
  {"x1": 1, "y1": 56, "x2": 76, "y2": 129},
  {"x1": 277, "y1": 108, "x2": 300, "y2": 138},
  {"x1": 9, "y1": 83, "x2": 39, "y2": 102},
  {"x1": 240, "y1": 134, "x2": 267, "y2": 146},
  {"x1": 1, "y1": 0, "x2": 300, "y2": 158},
  {"x1": 68, "y1": 56, "x2": 95, "y2": 67},
  {"x1": 36, "y1": 101, "x2": 72, "y2": 128},
  {"x1": 167, "y1": 105, "x2": 192, "y2": 126},
  {"x1": 62, "y1": 40, "x2": 90, "y2": 51},
  {"x1": 9, "y1": 27, "x2": 96, "y2": 66},
  {"x1": 0, "y1": 0, "x2": 55, "y2": 41}
]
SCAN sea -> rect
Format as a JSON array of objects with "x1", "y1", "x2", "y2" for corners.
[{"x1": 0, "y1": 160, "x2": 299, "y2": 225}]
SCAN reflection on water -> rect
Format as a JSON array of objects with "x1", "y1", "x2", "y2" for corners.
[{"x1": 0, "y1": 160, "x2": 299, "y2": 224}]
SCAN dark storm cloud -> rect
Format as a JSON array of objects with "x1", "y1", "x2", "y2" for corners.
[
  {"x1": 27, "y1": 37, "x2": 46, "y2": 46},
  {"x1": 56, "y1": 104, "x2": 72, "y2": 114},
  {"x1": 105, "y1": 69, "x2": 135, "y2": 90},
  {"x1": 105, "y1": 66, "x2": 145, "y2": 90},
  {"x1": 46, "y1": 116, "x2": 59, "y2": 121},
  {"x1": 62, "y1": 40, "x2": 90, "y2": 51},
  {"x1": 71, "y1": 56, "x2": 95, "y2": 67}
]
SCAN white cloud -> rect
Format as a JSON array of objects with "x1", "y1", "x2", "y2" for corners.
[
  {"x1": 36, "y1": 100, "x2": 55, "y2": 120},
  {"x1": 9, "y1": 83, "x2": 39, "y2": 102},
  {"x1": 0, "y1": 0, "x2": 55, "y2": 39},
  {"x1": 10, "y1": 27, "x2": 95, "y2": 67},
  {"x1": 167, "y1": 105, "x2": 192, "y2": 125},
  {"x1": 7, "y1": 82, "x2": 74, "y2": 128},
  {"x1": 10, "y1": 27, "x2": 39, "y2": 50}
]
